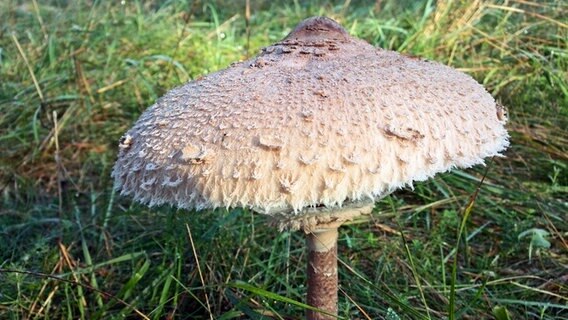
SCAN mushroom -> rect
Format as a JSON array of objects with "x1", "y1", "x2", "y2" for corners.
[{"x1": 112, "y1": 16, "x2": 509, "y2": 319}]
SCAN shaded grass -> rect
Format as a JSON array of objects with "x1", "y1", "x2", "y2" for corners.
[{"x1": 1, "y1": 0, "x2": 567, "y2": 319}]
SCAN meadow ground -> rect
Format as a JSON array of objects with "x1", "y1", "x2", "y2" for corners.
[{"x1": 0, "y1": 0, "x2": 566, "y2": 319}]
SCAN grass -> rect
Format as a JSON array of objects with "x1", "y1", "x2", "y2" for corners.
[{"x1": 0, "y1": 0, "x2": 566, "y2": 319}]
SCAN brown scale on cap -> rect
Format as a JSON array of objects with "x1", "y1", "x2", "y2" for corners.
[{"x1": 112, "y1": 16, "x2": 509, "y2": 227}]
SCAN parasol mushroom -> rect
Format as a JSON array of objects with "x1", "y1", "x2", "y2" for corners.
[{"x1": 112, "y1": 16, "x2": 509, "y2": 319}]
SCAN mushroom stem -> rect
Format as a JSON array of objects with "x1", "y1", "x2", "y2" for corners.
[{"x1": 306, "y1": 227, "x2": 339, "y2": 320}]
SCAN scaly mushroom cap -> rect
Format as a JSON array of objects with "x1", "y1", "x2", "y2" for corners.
[{"x1": 112, "y1": 17, "x2": 509, "y2": 220}]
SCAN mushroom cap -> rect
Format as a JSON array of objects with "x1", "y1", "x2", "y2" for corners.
[{"x1": 112, "y1": 16, "x2": 509, "y2": 218}]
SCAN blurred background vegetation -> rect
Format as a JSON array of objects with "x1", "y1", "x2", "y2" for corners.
[{"x1": 0, "y1": 0, "x2": 566, "y2": 319}]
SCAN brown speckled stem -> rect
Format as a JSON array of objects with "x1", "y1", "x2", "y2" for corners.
[{"x1": 306, "y1": 228, "x2": 339, "y2": 320}]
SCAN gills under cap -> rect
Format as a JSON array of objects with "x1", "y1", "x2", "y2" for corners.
[{"x1": 112, "y1": 17, "x2": 509, "y2": 225}]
